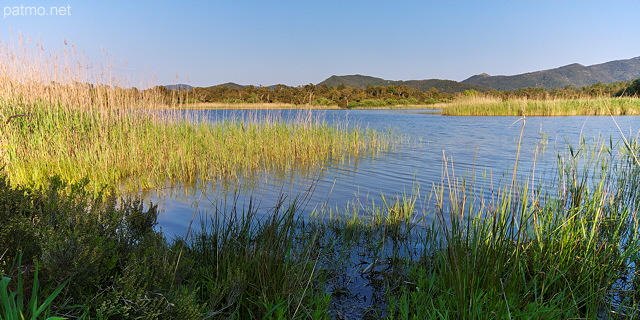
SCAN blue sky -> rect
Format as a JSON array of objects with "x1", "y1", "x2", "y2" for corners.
[{"x1": 2, "y1": 0, "x2": 639, "y2": 87}]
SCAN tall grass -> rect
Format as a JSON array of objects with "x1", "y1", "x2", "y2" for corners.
[
  {"x1": 442, "y1": 96, "x2": 640, "y2": 116},
  {"x1": 2, "y1": 135, "x2": 640, "y2": 318},
  {"x1": 388, "y1": 136, "x2": 640, "y2": 319},
  {"x1": 2, "y1": 104, "x2": 388, "y2": 192},
  {"x1": 0, "y1": 174, "x2": 332, "y2": 319},
  {"x1": 183, "y1": 197, "x2": 332, "y2": 319},
  {"x1": 183, "y1": 102, "x2": 341, "y2": 110},
  {"x1": 0, "y1": 35, "x2": 389, "y2": 192}
]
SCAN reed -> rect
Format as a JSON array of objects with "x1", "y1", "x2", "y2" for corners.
[
  {"x1": 180, "y1": 197, "x2": 331, "y2": 319},
  {"x1": 0, "y1": 35, "x2": 389, "y2": 193},
  {"x1": 2, "y1": 104, "x2": 388, "y2": 193},
  {"x1": 442, "y1": 96, "x2": 640, "y2": 116},
  {"x1": 388, "y1": 136, "x2": 640, "y2": 319}
]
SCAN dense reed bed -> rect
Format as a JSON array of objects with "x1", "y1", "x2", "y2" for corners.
[
  {"x1": 442, "y1": 96, "x2": 640, "y2": 116},
  {"x1": 1, "y1": 103, "x2": 388, "y2": 192},
  {"x1": 183, "y1": 102, "x2": 341, "y2": 109},
  {"x1": 0, "y1": 35, "x2": 389, "y2": 193}
]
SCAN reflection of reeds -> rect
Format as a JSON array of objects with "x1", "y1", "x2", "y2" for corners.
[
  {"x1": 0, "y1": 35, "x2": 389, "y2": 192},
  {"x1": 443, "y1": 96, "x2": 640, "y2": 116}
]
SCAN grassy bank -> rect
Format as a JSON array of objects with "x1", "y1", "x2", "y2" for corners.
[
  {"x1": 177, "y1": 102, "x2": 437, "y2": 110},
  {"x1": 387, "y1": 137, "x2": 640, "y2": 319},
  {"x1": 442, "y1": 96, "x2": 640, "y2": 116},
  {"x1": 0, "y1": 176, "x2": 332, "y2": 319},
  {"x1": 3, "y1": 135, "x2": 640, "y2": 319}
]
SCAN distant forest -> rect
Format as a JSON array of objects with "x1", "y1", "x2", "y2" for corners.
[{"x1": 153, "y1": 80, "x2": 638, "y2": 108}]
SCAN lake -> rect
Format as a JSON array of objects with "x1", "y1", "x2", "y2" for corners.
[{"x1": 152, "y1": 109, "x2": 640, "y2": 237}]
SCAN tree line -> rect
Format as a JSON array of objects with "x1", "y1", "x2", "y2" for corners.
[{"x1": 150, "y1": 79, "x2": 640, "y2": 108}]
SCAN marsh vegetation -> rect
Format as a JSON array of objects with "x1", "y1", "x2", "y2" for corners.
[
  {"x1": 3, "y1": 135, "x2": 640, "y2": 319},
  {"x1": 442, "y1": 96, "x2": 640, "y2": 116},
  {"x1": 0, "y1": 36, "x2": 389, "y2": 193},
  {"x1": 2, "y1": 35, "x2": 640, "y2": 319}
]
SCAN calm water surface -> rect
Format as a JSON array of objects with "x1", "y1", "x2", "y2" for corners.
[{"x1": 153, "y1": 109, "x2": 640, "y2": 237}]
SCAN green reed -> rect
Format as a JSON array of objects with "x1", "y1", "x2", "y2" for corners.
[
  {"x1": 0, "y1": 101, "x2": 388, "y2": 193},
  {"x1": 3, "y1": 134, "x2": 640, "y2": 319},
  {"x1": 442, "y1": 96, "x2": 640, "y2": 116},
  {"x1": 0, "y1": 34, "x2": 389, "y2": 193},
  {"x1": 388, "y1": 136, "x2": 640, "y2": 319}
]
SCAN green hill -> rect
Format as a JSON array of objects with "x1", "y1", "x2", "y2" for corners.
[
  {"x1": 317, "y1": 75, "x2": 492, "y2": 94},
  {"x1": 317, "y1": 75, "x2": 393, "y2": 88},
  {"x1": 462, "y1": 56, "x2": 640, "y2": 91},
  {"x1": 210, "y1": 82, "x2": 246, "y2": 89}
]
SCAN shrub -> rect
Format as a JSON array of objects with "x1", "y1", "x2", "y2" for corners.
[{"x1": 0, "y1": 175, "x2": 203, "y2": 319}]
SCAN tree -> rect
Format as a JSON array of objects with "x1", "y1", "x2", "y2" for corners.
[{"x1": 615, "y1": 78, "x2": 640, "y2": 97}]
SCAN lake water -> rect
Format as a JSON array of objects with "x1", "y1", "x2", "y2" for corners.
[{"x1": 152, "y1": 109, "x2": 640, "y2": 237}]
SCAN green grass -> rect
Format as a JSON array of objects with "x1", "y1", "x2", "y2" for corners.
[
  {"x1": 442, "y1": 97, "x2": 640, "y2": 116},
  {"x1": 0, "y1": 34, "x2": 390, "y2": 194},
  {"x1": 0, "y1": 262, "x2": 69, "y2": 320},
  {"x1": 386, "y1": 137, "x2": 640, "y2": 319},
  {"x1": 4, "y1": 32, "x2": 640, "y2": 320},
  {"x1": 0, "y1": 175, "x2": 331, "y2": 319},
  {"x1": 2, "y1": 133, "x2": 640, "y2": 318},
  {"x1": 0, "y1": 101, "x2": 389, "y2": 193}
]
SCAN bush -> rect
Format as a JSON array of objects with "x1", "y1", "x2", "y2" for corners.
[
  {"x1": 0, "y1": 175, "x2": 203, "y2": 319},
  {"x1": 347, "y1": 99, "x2": 387, "y2": 108},
  {"x1": 221, "y1": 98, "x2": 245, "y2": 104},
  {"x1": 0, "y1": 175, "x2": 327, "y2": 319}
]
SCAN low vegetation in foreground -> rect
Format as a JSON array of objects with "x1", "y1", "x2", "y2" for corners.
[{"x1": 2, "y1": 136, "x2": 640, "y2": 319}]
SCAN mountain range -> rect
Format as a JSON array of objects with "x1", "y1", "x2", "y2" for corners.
[
  {"x1": 167, "y1": 56, "x2": 640, "y2": 93},
  {"x1": 462, "y1": 56, "x2": 640, "y2": 91}
]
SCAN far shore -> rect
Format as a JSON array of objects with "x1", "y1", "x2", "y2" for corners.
[{"x1": 170, "y1": 102, "x2": 440, "y2": 110}]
